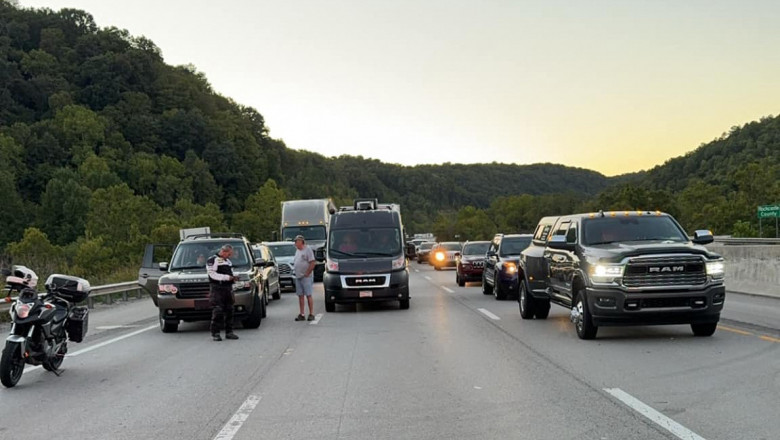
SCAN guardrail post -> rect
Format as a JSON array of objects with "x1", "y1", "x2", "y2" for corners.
[
  {"x1": 88, "y1": 296, "x2": 94, "y2": 309},
  {"x1": 137, "y1": 288, "x2": 142, "y2": 299},
  {"x1": 122, "y1": 290, "x2": 128, "y2": 302},
  {"x1": 105, "y1": 293, "x2": 112, "y2": 305}
]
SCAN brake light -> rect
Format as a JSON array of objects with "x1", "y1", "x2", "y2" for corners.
[{"x1": 16, "y1": 303, "x2": 31, "y2": 319}]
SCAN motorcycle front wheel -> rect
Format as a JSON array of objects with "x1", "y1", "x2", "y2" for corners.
[{"x1": 0, "y1": 341, "x2": 25, "y2": 388}]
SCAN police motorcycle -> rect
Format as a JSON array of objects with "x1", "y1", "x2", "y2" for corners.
[{"x1": 1, "y1": 265, "x2": 90, "y2": 388}]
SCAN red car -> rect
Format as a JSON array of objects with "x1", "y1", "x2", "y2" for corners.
[{"x1": 456, "y1": 241, "x2": 491, "y2": 286}]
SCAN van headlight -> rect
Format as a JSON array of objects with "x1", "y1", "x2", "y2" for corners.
[
  {"x1": 327, "y1": 259, "x2": 339, "y2": 272},
  {"x1": 392, "y1": 255, "x2": 406, "y2": 270},
  {"x1": 591, "y1": 264, "x2": 624, "y2": 283},
  {"x1": 706, "y1": 261, "x2": 725, "y2": 280}
]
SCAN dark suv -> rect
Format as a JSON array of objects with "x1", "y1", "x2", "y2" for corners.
[
  {"x1": 139, "y1": 233, "x2": 268, "y2": 333},
  {"x1": 482, "y1": 234, "x2": 533, "y2": 300},
  {"x1": 518, "y1": 211, "x2": 726, "y2": 339},
  {"x1": 456, "y1": 241, "x2": 490, "y2": 286}
]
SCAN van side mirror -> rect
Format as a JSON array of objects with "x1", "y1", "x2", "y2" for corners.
[{"x1": 692, "y1": 230, "x2": 714, "y2": 245}]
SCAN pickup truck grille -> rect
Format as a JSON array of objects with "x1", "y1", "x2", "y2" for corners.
[
  {"x1": 278, "y1": 263, "x2": 292, "y2": 275},
  {"x1": 177, "y1": 282, "x2": 211, "y2": 298},
  {"x1": 623, "y1": 256, "x2": 706, "y2": 287}
]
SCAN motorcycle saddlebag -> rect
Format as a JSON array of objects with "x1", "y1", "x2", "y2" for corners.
[{"x1": 66, "y1": 306, "x2": 89, "y2": 343}]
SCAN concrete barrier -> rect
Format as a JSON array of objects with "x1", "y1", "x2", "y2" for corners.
[{"x1": 706, "y1": 243, "x2": 780, "y2": 299}]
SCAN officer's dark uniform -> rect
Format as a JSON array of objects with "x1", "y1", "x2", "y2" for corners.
[{"x1": 206, "y1": 253, "x2": 235, "y2": 339}]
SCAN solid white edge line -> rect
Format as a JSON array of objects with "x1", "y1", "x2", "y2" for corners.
[
  {"x1": 213, "y1": 394, "x2": 262, "y2": 440},
  {"x1": 424, "y1": 276, "x2": 431, "y2": 280},
  {"x1": 442, "y1": 286, "x2": 454, "y2": 293},
  {"x1": 477, "y1": 308, "x2": 501, "y2": 320},
  {"x1": 309, "y1": 313, "x2": 323, "y2": 325},
  {"x1": 66, "y1": 324, "x2": 158, "y2": 357},
  {"x1": 604, "y1": 388, "x2": 706, "y2": 440}
]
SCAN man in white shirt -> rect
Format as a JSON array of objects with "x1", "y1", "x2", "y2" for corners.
[{"x1": 292, "y1": 235, "x2": 316, "y2": 321}]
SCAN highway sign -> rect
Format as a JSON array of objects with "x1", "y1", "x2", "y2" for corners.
[{"x1": 757, "y1": 205, "x2": 779, "y2": 218}]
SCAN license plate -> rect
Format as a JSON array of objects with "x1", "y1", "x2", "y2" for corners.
[
  {"x1": 359, "y1": 291, "x2": 373, "y2": 298},
  {"x1": 194, "y1": 300, "x2": 211, "y2": 309}
]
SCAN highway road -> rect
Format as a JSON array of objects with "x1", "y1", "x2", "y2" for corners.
[{"x1": 1, "y1": 264, "x2": 778, "y2": 440}]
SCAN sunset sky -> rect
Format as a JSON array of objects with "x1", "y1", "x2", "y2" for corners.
[{"x1": 21, "y1": 0, "x2": 780, "y2": 176}]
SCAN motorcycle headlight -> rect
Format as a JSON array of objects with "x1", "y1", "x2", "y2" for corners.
[
  {"x1": 591, "y1": 264, "x2": 624, "y2": 283},
  {"x1": 15, "y1": 302, "x2": 31, "y2": 319},
  {"x1": 706, "y1": 261, "x2": 725, "y2": 280}
]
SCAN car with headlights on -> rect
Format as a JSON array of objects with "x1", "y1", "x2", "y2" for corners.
[
  {"x1": 139, "y1": 233, "x2": 267, "y2": 333},
  {"x1": 416, "y1": 242, "x2": 435, "y2": 264},
  {"x1": 518, "y1": 211, "x2": 726, "y2": 340},
  {"x1": 456, "y1": 241, "x2": 491, "y2": 286},
  {"x1": 430, "y1": 242, "x2": 463, "y2": 270},
  {"x1": 482, "y1": 234, "x2": 532, "y2": 300}
]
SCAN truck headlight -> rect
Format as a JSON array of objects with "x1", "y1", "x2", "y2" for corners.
[
  {"x1": 503, "y1": 262, "x2": 517, "y2": 275},
  {"x1": 392, "y1": 255, "x2": 406, "y2": 270},
  {"x1": 232, "y1": 281, "x2": 252, "y2": 291},
  {"x1": 706, "y1": 261, "x2": 725, "y2": 279},
  {"x1": 591, "y1": 264, "x2": 624, "y2": 283},
  {"x1": 435, "y1": 252, "x2": 445, "y2": 261}
]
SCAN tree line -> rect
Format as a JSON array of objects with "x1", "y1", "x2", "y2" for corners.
[{"x1": 1, "y1": 2, "x2": 778, "y2": 286}]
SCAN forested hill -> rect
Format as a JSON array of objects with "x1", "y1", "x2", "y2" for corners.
[{"x1": 0, "y1": 2, "x2": 610, "y2": 252}]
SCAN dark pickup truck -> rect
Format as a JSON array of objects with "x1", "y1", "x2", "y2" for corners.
[{"x1": 518, "y1": 211, "x2": 726, "y2": 339}]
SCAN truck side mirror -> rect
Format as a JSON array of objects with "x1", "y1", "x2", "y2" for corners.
[
  {"x1": 159, "y1": 262, "x2": 169, "y2": 270},
  {"x1": 315, "y1": 248, "x2": 325, "y2": 262},
  {"x1": 254, "y1": 258, "x2": 266, "y2": 267},
  {"x1": 547, "y1": 235, "x2": 575, "y2": 251},
  {"x1": 692, "y1": 230, "x2": 714, "y2": 245}
]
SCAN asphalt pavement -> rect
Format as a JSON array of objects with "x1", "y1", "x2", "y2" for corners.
[{"x1": 0, "y1": 265, "x2": 778, "y2": 440}]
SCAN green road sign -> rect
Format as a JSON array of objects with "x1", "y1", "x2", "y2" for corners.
[{"x1": 757, "y1": 205, "x2": 780, "y2": 218}]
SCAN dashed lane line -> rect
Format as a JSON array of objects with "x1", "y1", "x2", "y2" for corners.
[
  {"x1": 604, "y1": 388, "x2": 706, "y2": 440},
  {"x1": 477, "y1": 308, "x2": 501, "y2": 320},
  {"x1": 309, "y1": 313, "x2": 323, "y2": 325},
  {"x1": 213, "y1": 394, "x2": 262, "y2": 440},
  {"x1": 442, "y1": 286, "x2": 454, "y2": 293}
]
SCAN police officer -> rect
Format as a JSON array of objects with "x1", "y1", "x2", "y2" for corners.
[{"x1": 206, "y1": 244, "x2": 239, "y2": 341}]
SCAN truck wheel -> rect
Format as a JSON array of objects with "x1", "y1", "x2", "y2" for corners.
[
  {"x1": 456, "y1": 273, "x2": 465, "y2": 287},
  {"x1": 325, "y1": 300, "x2": 336, "y2": 313},
  {"x1": 272, "y1": 284, "x2": 281, "y2": 300},
  {"x1": 534, "y1": 299, "x2": 551, "y2": 319},
  {"x1": 518, "y1": 281, "x2": 535, "y2": 319},
  {"x1": 160, "y1": 312, "x2": 179, "y2": 333},
  {"x1": 399, "y1": 299, "x2": 410, "y2": 310},
  {"x1": 481, "y1": 274, "x2": 493, "y2": 295},
  {"x1": 572, "y1": 293, "x2": 597, "y2": 340},
  {"x1": 242, "y1": 294, "x2": 263, "y2": 329},
  {"x1": 691, "y1": 323, "x2": 717, "y2": 337}
]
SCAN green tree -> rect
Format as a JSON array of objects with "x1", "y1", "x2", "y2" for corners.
[
  {"x1": 231, "y1": 178, "x2": 286, "y2": 241},
  {"x1": 6, "y1": 228, "x2": 66, "y2": 278},
  {"x1": 38, "y1": 172, "x2": 92, "y2": 245}
]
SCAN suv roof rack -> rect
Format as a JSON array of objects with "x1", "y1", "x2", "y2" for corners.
[{"x1": 183, "y1": 233, "x2": 245, "y2": 241}]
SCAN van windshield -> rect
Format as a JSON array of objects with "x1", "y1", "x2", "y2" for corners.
[{"x1": 329, "y1": 228, "x2": 402, "y2": 258}]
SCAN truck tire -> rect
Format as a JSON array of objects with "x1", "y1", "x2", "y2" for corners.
[
  {"x1": 691, "y1": 322, "x2": 717, "y2": 337},
  {"x1": 573, "y1": 292, "x2": 597, "y2": 340},
  {"x1": 481, "y1": 273, "x2": 493, "y2": 295},
  {"x1": 272, "y1": 283, "x2": 281, "y2": 300},
  {"x1": 456, "y1": 273, "x2": 465, "y2": 287},
  {"x1": 534, "y1": 299, "x2": 551, "y2": 319},
  {"x1": 494, "y1": 280, "x2": 507, "y2": 300},
  {"x1": 159, "y1": 312, "x2": 179, "y2": 333},
  {"x1": 242, "y1": 294, "x2": 263, "y2": 329},
  {"x1": 518, "y1": 280, "x2": 535, "y2": 319},
  {"x1": 325, "y1": 300, "x2": 336, "y2": 313},
  {"x1": 399, "y1": 299, "x2": 410, "y2": 310}
]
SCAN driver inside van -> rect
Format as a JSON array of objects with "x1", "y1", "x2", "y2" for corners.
[{"x1": 338, "y1": 233, "x2": 358, "y2": 253}]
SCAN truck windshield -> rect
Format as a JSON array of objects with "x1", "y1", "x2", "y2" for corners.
[
  {"x1": 282, "y1": 226, "x2": 327, "y2": 241},
  {"x1": 499, "y1": 238, "x2": 531, "y2": 256},
  {"x1": 582, "y1": 216, "x2": 688, "y2": 245},
  {"x1": 329, "y1": 228, "x2": 402, "y2": 258},
  {"x1": 170, "y1": 242, "x2": 250, "y2": 270}
]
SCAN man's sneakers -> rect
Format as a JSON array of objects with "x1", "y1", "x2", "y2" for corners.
[
  {"x1": 212, "y1": 333, "x2": 239, "y2": 341},
  {"x1": 307, "y1": 314, "x2": 315, "y2": 321},
  {"x1": 295, "y1": 314, "x2": 306, "y2": 321}
]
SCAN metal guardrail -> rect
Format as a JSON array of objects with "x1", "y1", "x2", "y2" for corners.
[
  {"x1": 713, "y1": 237, "x2": 780, "y2": 245},
  {"x1": 1, "y1": 281, "x2": 143, "y2": 312}
]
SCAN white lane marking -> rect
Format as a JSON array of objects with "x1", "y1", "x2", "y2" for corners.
[
  {"x1": 477, "y1": 308, "x2": 501, "y2": 320},
  {"x1": 309, "y1": 313, "x2": 323, "y2": 325},
  {"x1": 67, "y1": 325, "x2": 157, "y2": 357},
  {"x1": 442, "y1": 286, "x2": 454, "y2": 293},
  {"x1": 604, "y1": 388, "x2": 706, "y2": 440},
  {"x1": 213, "y1": 394, "x2": 262, "y2": 440},
  {"x1": 424, "y1": 276, "x2": 431, "y2": 281},
  {"x1": 414, "y1": 269, "x2": 420, "y2": 273},
  {"x1": 96, "y1": 325, "x2": 139, "y2": 330},
  {"x1": 283, "y1": 348, "x2": 294, "y2": 356}
]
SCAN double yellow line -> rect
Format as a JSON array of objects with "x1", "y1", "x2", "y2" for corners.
[{"x1": 718, "y1": 324, "x2": 780, "y2": 343}]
